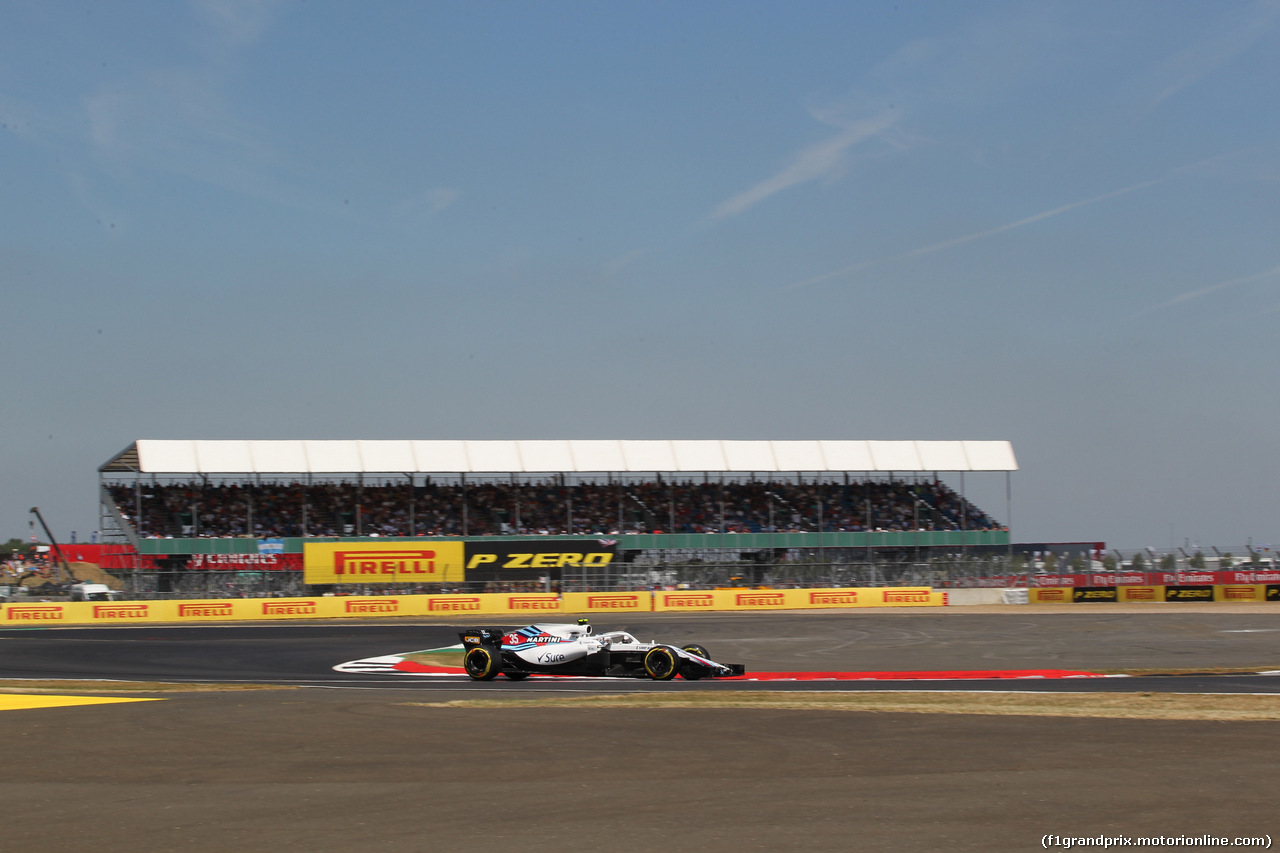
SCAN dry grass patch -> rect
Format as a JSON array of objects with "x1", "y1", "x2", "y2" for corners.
[
  {"x1": 0, "y1": 680, "x2": 295, "y2": 694},
  {"x1": 403, "y1": 690, "x2": 1280, "y2": 721},
  {"x1": 403, "y1": 650, "x2": 463, "y2": 668}
]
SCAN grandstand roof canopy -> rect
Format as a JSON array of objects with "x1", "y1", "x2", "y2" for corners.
[{"x1": 100, "y1": 440, "x2": 1017, "y2": 474}]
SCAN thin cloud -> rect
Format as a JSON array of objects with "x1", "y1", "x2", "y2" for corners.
[
  {"x1": 1148, "y1": 263, "x2": 1280, "y2": 312},
  {"x1": 708, "y1": 110, "x2": 899, "y2": 222},
  {"x1": 1148, "y1": 0, "x2": 1280, "y2": 106},
  {"x1": 786, "y1": 177, "x2": 1166, "y2": 290}
]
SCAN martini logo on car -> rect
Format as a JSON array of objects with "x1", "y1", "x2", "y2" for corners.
[
  {"x1": 736, "y1": 592, "x2": 785, "y2": 607},
  {"x1": 428, "y1": 597, "x2": 481, "y2": 612},
  {"x1": 178, "y1": 603, "x2": 235, "y2": 618},
  {"x1": 93, "y1": 604, "x2": 149, "y2": 619},
  {"x1": 263, "y1": 601, "x2": 317, "y2": 616},
  {"x1": 344, "y1": 599, "x2": 400, "y2": 614},
  {"x1": 503, "y1": 629, "x2": 569, "y2": 648},
  {"x1": 6, "y1": 605, "x2": 63, "y2": 621},
  {"x1": 810, "y1": 591, "x2": 858, "y2": 605}
]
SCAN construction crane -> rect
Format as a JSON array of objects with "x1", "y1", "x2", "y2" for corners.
[{"x1": 28, "y1": 507, "x2": 77, "y2": 584}]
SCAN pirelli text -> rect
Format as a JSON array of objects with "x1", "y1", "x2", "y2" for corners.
[{"x1": 1043, "y1": 835, "x2": 1271, "y2": 849}]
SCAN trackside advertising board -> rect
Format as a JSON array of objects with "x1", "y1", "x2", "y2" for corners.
[
  {"x1": 0, "y1": 593, "x2": 563, "y2": 625},
  {"x1": 1028, "y1": 585, "x2": 1280, "y2": 604},
  {"x1": 301, "y1": 539, "x2": 616, "y2": 584},
  {"x1": 303, "y1": 541, "x2": 465, "y2": 584},
  {"x1": 653, "y1": 587, "x2": 942, "y2": 612},
  {"x1": 0, "y1": 587, "x2": 941, "y2": 625},
  {"x1": 461, "y1": 539, "x2": 617, "y2": 582}
]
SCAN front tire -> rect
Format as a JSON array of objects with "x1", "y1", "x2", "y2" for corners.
[
  {"x1": 681, "y1": 644, "x2": 709, "y2": 658},
  {"x1": 643, "y1": 646, "x2": 680, "y2": 680},
  {"x1": 464, "y1": 646, "x2": 500, "y2": 681}
]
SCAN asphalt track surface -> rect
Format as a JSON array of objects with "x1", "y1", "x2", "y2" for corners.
[
  {"x1": 2, "y1": 608, "x2": 1279, "y2": 852},
  {"x1": 2, "y1": 609, "x2": 1280, "y2": 693}
]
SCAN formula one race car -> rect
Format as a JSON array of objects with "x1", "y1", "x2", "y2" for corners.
[{"x1": 458, "y1": 620, "x2": 746, "y2": 681}]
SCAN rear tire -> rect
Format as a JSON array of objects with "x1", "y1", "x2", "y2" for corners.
[
  {"x1": 643, "y1": 646, "x2": 680, "y2": 680},
  {"x1": 463, "y1": 646, "x2": 500, "y2": 681}
]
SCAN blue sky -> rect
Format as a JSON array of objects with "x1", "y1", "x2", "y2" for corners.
[{"x1": 3, "y1": 0, "x2": 1279, "y2": 551}]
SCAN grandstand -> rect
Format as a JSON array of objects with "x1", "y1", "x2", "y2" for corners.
[{"x1": 98, "y1": 440, "x2": 1017, "y2": 596}]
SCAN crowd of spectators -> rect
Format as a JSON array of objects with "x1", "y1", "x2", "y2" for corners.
[{"x1": 105, "y1": 477, "x2": 1002, "y2": 539}]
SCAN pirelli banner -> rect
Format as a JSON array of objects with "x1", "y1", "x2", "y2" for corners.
[
  {"x1": 0, "y1": 593, "x2": 565, "y2": 625},
  {"x1": 652, "y1": 587, "x2": 943, "y2": 612},
  {"x1": 302, "y1": 539, "x2": 615, "y2": 585}
]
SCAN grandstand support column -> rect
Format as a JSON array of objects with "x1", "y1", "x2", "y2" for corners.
[
  {"x1": 865, "y1": 499, "x2": 875, "y2": 585},
  {"x1": 407, "y1": 473, "x2": 415, "y2": 536},
  {"x1": 461, "y1": 473, "x2": 468, "y2": 536},
  {"x1": 960, "y1": 471, "x2": 967, "y2": 559},
  {"x1": 718, "y1": 475, "x2": 724, "y2": 535},
  {"x1": 356, "y1": 473, "x2": 363, "y2": 537},
  {"x1": 1006, "y1": 471, "x2": 1013, "y2": 565},
  {"x1": 302, "y1": 473, "x2": 311, "y2": 537},
  {"x1": 669, "y1": 480, "x2": 675, "y2": 534}
]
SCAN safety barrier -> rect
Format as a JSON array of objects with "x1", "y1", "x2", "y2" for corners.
[
  {"x1": 0, "y1": 586, "x2": 943, "y2": 625},
  {"x1": 1027, "y1": 584, "x2": 1280, "y2": 604},
  {"x1": 0, "y1": 593, "x2": 561, "y2": 625},
  {"x1": 652, "y1": 587, "x2": 942, "y2": 611}
]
